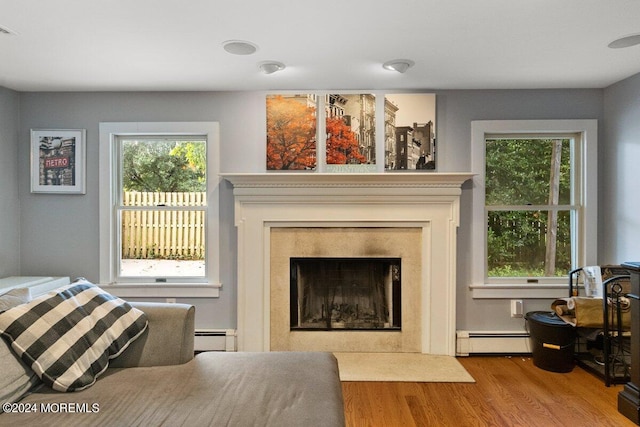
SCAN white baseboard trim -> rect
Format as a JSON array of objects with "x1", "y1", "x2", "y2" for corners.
[
  {"x1": 456, "y1": 330, "x2": 531, "y2": 356},
  {"x1": 194, "y1": 329, "x2": 237, "y2": 352}
]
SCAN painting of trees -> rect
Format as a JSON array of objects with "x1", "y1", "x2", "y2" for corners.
[
  {"x1": 326, "y1": 116, "x2": 366, "y2": 164},
  {"x1": 266, "y1": 95, "x2": 316, "y2": 170},
  {"x1": 326, "y1": 93, "x2": 375, "y2": 167}
]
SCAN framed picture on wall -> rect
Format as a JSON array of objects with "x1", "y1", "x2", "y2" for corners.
[
  {"x1": 30, "y1": 129, "x2": 86, "y2": 194},
  {"x1": 325, "y1": 93, "x2": 377, "y2": 173},
  {"x1": 384, "y1": 94, "x2": 436, "y2": 171},
  {"x1": 265, "y1": 92, "x2": 436, "y2": 172},
  {"x1": 266, "y1": 94, "x2": 317, "y2": 171}
]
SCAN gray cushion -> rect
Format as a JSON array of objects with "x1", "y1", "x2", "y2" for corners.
[
  {"x1": 0, "y1": 281, "x2": 148, "y2": 392},
  {"x1": 6, "y1": 352, "x2": 346, "y2": 426},
  {"x1": 0, "y1": 288, "x2": 40, "y2": 411}
]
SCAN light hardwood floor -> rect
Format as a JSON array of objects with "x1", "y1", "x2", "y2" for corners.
[{"x1": 341, "y1": 355, "x2": 635, "y2": 426}]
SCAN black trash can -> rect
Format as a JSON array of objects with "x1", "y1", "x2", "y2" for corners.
[{"x1": 525, "y1": 311, "x2": 576, "y2": 373}]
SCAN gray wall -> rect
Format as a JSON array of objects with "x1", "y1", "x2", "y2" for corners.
[
  {"x1": 17, "y1": 91, "x2": 262, "y2": 329},
  {"x1": 436, "y1": 90, "x2": 604, "y2": 331},
  {"x1": 602, "y1": 72, "x2": 640, "y2": 264},
  {"x1": 12, "y1": 87, "x2": 615, "y2": 332},
  {"x1": 0, "y1": 87, "x2": 21, "y2": 277}
]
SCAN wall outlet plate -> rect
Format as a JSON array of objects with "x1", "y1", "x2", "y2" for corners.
[{"x1": 510, "y1": 299, "x2": 523, "y2": 318}]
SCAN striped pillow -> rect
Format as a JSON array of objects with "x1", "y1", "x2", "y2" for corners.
[{"x1": 0, "y1": 281, "x2": 148, "y2": 392}]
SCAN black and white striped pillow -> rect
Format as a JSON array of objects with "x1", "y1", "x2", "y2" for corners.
[{"x1": 0, "y1": 281, "x2": 148, "y2": 392}]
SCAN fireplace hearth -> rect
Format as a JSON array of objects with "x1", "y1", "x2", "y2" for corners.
[{"x1": 290, "y1": 257, "x2": 401, "y2": 331}]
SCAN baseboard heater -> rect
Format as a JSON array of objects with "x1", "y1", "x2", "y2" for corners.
[
  {"x1": 194, "y1": 329, "x2": 237, "y2": 352},
  {"x1": 456, "y1": 331, "x2": 531, "y2": 356}
]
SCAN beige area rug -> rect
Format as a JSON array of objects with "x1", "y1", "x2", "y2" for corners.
[{"x1": 334, "y1": 352, "x2": 475, "y2": 383}]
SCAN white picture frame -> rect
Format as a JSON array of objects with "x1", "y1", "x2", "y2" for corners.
[{"x1": 30, "y1": 129, "x2": 86, "y2": 194}]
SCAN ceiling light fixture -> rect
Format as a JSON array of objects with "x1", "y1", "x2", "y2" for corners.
[
  {"x1": 259, "y1": 61, "x2": 286, "y2": 74},
  {"x1": 222, "y1": 40, "x2": 258, "y2": 55},
  {"x1": 608, "y1": 33, "x2": 640, "y2": 49},
  {"x1": 383, "y1": 59, "x2": 415, "y2": 73}
]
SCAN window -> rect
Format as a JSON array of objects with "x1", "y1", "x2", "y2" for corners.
[
  {"x1": 117, "y1": 136, "x2": 207, "y2": 280},
  {"x1": 486, "y1": 137, "x2": 573, "y2": 278},
  {"x1": 99, "y1": 122, "x2": 220, "y2": 298},
  {"x1": 471, "y1": 120, "x2": 597, "y2": 299}
]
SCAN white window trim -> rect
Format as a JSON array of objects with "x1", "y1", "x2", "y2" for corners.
[
  {"x1": 470, "y1": 120, "x2": 598, "y2": 299},
  {"x1": 99, "y1": 122, "x2": 221, "y2": 298}
]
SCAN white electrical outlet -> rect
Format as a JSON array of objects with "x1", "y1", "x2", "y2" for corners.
[
  {"x1": 510, "y1": 299, "x2": 523, "y2": 318},
  {"x1": 166, "y1": 298, "x2": 177, "y2": 304}
]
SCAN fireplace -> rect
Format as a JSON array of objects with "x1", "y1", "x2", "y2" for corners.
[
  {"x1": 290, "y1": 257, "x2": 402, "y2": 331},
  {"x1": 222, "y1": 172, "x2": 472, "y2": 356},
  {"x1": 270, "y1": 227, "x2": 420, "y2": 352}
]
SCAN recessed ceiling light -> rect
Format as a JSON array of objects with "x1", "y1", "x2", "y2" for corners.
[
  {"x1": 222, "y1": 40, "x2": 258, "y2": 55},
  {"x1": 608, "y1": 33, "x2": 640, "y2": 49},
  {"x1": 259, "y1": 61, "x2": 286, "y2": 74},
  {"x1": 382, "y1": 59, "x2": 415, "y2": 73}
]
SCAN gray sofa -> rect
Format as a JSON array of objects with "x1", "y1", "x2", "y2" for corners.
[{"x1": 1, "y1": 302, "x2": 345, "y2": 426}]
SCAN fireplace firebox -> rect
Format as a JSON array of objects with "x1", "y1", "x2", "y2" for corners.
[{"x1": 290, "y1": 257, "x2": 401, "y2": 331}]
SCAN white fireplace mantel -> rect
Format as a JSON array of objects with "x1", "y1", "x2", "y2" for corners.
[
  {"x1": 222, "y1": 172, "x2": 473, "y2": 356},
  {"x1": 222, "y1": 172, "x2": 472, "y2": 195}
]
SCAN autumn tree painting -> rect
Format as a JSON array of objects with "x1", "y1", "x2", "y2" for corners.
[
  {"x1": 266, "y1": 95, "x2": 317, "y2": 170},
  {"x1": 325, "y1": 116, "x2": 366, "y2": 164}
]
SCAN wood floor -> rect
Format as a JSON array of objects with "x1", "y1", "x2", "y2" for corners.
[{"x1": 341, "y1": 355, "x2": 636, "y2": 427}]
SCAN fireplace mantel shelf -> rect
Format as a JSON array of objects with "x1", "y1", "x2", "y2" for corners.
[{"x1": 221, "y1": 172, "x2": 474, "y2": 188}]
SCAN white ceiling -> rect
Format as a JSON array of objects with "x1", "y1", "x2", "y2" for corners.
[{"x1": 1, "y1": 0, "x2": 640, "y2": 92}]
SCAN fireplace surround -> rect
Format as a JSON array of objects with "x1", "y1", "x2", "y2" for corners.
[
  {"x1": 222, "y1": 173, "x2": 472, "y2": 356},
  {"x1": 271, "y1": 227, "x2": 420, "y2": 352}
]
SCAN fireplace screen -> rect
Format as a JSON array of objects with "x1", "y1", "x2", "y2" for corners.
[{"x1": 290, "y1": 258, "x2": 401, "y2": 331}]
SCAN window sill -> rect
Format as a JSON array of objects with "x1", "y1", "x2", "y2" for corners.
[
  {"x1": 101, "y1": 282, "x2": 222, "y2": 298},
  {"x1": 470, "y1": 284, "x2": 568, "y2": 299}
]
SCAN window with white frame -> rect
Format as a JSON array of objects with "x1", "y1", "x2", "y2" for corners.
[
  {"x1": 470, "y1": 120, "x2": 597, "y2": 299},
  {"x1": 99, "y1": 122, "x2": 221, "y2": 298}
]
